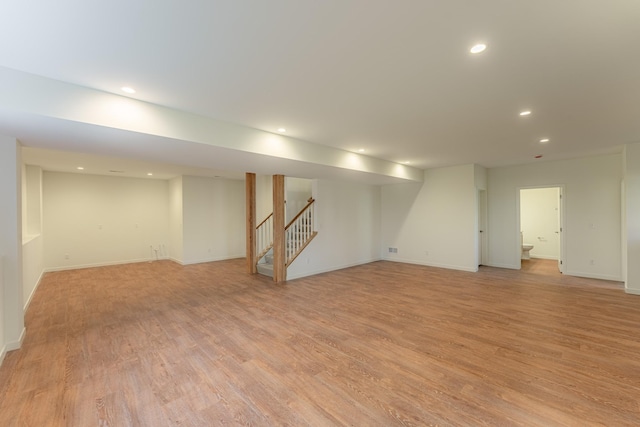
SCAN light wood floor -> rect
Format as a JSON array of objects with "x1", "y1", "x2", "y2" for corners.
[{"x1": 1, "y1": 258, "x2": 639, "y2": 426}]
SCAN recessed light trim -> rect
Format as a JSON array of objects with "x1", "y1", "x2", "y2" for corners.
[
  {"x1": 121, "y1": 86, "x2": 136, "y2": 94},
  {"x1": 147, "y1": 173, "x2": 153, "y2": 176},
  {"x1": 76, "y1": 166, "x2": 84, "y2": 170},
  {"x1": 358, "y1": 148, "x2": 365, "y2": 153},
  {"x1": 277, "y1": 128, "x2": 286, "y2": 133},
  {"x1": 470, "y1": 43, "x2": 487, "y2": 54},
  {"x1": 519, "y1": 110, "x2": 532, "y2": 116},
  {"x1": 539, "y1": 138, "x2": 550, "y2": 143}
]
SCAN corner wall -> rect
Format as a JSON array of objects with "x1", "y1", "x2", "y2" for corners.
[
  {"x1": 22, "y1": 165, "x2": 44, "y2": 311},
  {"x1": 169, "y1": 176, "x2": 184, "y2": 263},
  {"x1": 43, "y1": 172, "x2": 170, "y2": 270},
  {"x1": 381, "y1": 164, "x2": 478, "y2": 272},
  {"x1": 286, "y1": 178, "x2": 381, "y2": 279},
  {"x1": 0, "y1": 136, "x2": 24, "y2": 362},
  {"x1": 487, "y1": 154, "x2": 622, "y2": 281},
  {"x1": 623, "y1": 143, "x2": 640, "y2": 294},
  {"x1": 181, "y1": 176, "x2": 245, "y2": 264}
]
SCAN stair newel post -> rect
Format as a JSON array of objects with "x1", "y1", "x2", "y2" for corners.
[
  {"x1": 272, "y1": 174, "x2": 286, "y2": 282},
  {"x1": 246, "y1": 172, "x2": 257, "y2": 274}
]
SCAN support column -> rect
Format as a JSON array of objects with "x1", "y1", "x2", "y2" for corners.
[
  {"x1": 272, "y1": 174, "x2": 286, "y2": 282},
  {"x1": 245, "y1": 173, "x2": 256, "y2": 274}
]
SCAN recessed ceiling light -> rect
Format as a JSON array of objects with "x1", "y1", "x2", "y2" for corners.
[
  {"x1": 470, "y1": 43, "x2": 487, "y2": 54},
  {"x1": 401, "y1": 161, "x2": 411, "y2": 165},
  {"x1": 147, "y1": 173, "x2": 153, "y2": 176},
  {"x1": 519, "y1": 110, "x2": 532, "y2": 116},
  {"x1": 121, "y1": 86, "x2": 136, "y2": 94},
  {"x1": 76, "y1": 166, "x2": 84, "y2": 170},
  {"x1": 358, "y1": 148, "x2": 365, "y2": 152},
  {"x1": 277, "y1": 128, "x2": 286, "y2": 133},
  {"x1": 539, "y1": 138, "x2": 550, "y2": 143}
]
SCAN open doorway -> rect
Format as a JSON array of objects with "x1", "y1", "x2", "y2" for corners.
[
  {"x1": 477, "y1": 189, "x2": 487, "y2": 267},
  {"x1": 519, "y1": 186, "x2": 564, "y2": 273}
]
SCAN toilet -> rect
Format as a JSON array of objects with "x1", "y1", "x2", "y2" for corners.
[{"x1": 521, "y1": 232, "x2": 534, "y2": 260}]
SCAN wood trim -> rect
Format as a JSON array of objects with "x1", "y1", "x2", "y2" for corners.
[
  {"x1": 245, "y1": 172, "x2": 256, "y2": 274},
  {"x1": 272, "y1": 175, "x2": 286, "y2": 282},
  {"x1": 286, "y1": 231, "x2": 317, "y2": 266},
  {"x1": 256, "y1": 212, "x2": 273, "y2": 230},
  {"x1": 285, "y1": 198, "x2": 315, "y2": 230}
]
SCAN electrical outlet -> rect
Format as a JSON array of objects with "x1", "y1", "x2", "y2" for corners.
[
  {"x1": 425, "y1": 251, "x2": 429, "y2": 256},
  {"x1": 589, "y1": 259, "x2": 595, "y2": 265}
]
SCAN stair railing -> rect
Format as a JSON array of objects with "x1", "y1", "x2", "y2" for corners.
[
  {"x1": 256, "y1": 213, "x2": 273, "y2": 260},
  {"x1": 285, "y1": 198, "x2": 317, "y2": 266}
]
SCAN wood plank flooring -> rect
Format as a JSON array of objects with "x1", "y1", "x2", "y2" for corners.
[{"x1": 1, "y1": 258, "x2": 639, "y2": 426}]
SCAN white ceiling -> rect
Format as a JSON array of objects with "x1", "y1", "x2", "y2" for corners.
[{"x1": 1, "y1": 0, "x2": 639, "y2": 182}]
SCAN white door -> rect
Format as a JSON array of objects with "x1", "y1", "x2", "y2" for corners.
[{"x1": 557, "y1": 187, "x2": 564, "y2": 273}]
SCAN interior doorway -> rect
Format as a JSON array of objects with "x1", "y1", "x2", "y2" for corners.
[
  {"x1": 519, "y1": 186, "x2": 564, "y2": 273},
  {"x1": 477, "y1": 189, "x2": 487, "y2": 267}
]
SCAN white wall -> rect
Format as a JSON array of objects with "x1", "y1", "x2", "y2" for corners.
[
  {"x1": 488, "y1": 154, "x2": 622, "y2": 281},
  {"x1": 520, "y1": 187, "x2": 560, "y2": 259},
  {"x1": 381, "y1": 164, "x2": 479, "y2": 272},
  {"x1": 181, "y1": 176, "x2": 245, "y2": 264},
  {"x1": 286, "y1": 179, "x2": 381, "y2": 279},
  {"x1": 285, "y1": 177, "x2": 312, "y2": 222},
  {"x1": 623, "y1": 144, "x2": 640, "y2": 294},
  {"x1": 22, "y1": 164, "x2": 44, "y2": 310},
  {"x1": 168, "y1": 176, "x2": 184, "y2": 263},
  {"x1": 43, "y1": 172, "x2": 170, "y2": 270},
  {"x1": 0, "y1": 136, "x2": 24, "y2": 362},
  {"x1": 0, "y1": 256, "x2": 4, "y2": 364},
  {"x1": 22, "y1": 236, "x2": 43, "y2": 310},
  {"x1": 256, "y1": 174, "x2": 273, "y2": 221}
]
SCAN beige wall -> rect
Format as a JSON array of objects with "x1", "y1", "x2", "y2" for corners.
[
  {"x1": 168, "y1": 176, "x2": 184, "y2": 263},
  {"x1": 381, "y1": 164, "x2": 479, "y2": 272},
  {"x1": 43, "y1": 172, "x2": 171, "y2": 270},
  {"x1": 181, "y1": 175, "x2": 245, "y2": 264},
  {"x1": 287, "y1": 178, "x2": 381, "y2": 279},
  {"x1": 0, "y1": 136, "x2": 23, "y2": 361},
  {"x1": 488, "y1": 154, "x2": 622, "y2": 281}
]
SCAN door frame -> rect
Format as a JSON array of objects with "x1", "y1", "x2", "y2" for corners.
[
  {"x1": 477, "y1": 189, "x2": 488, "y2": 267},
  {"x1": 517, "y1": 185, "x2": 565, "y2": 272}
]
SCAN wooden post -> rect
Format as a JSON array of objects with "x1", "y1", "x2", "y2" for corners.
[
  {"x1": 245, "y1": 172, "x2": 256, "y2": 274},
  {"x1": 272, "y1": 174, "x2": 286, "y2": 282}
]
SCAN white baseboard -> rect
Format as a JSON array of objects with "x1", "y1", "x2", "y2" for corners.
[
  {"x1": 0, "y1": 344, "x2": 6, "y2": 368},
  {"x1": 0, "y1": 327, "x2": 26, "y2": 368},
  {"x1": 529, "y1": 255, "x2": 559, "y2": 260},
  {"x1": 44, "y1": 256, "x2": 171, "y2": 273},
  {"x1": 24, "y1": 269, "x2": 44, "y2": 312},
  {"x1": 286, "y1": 257, "x2": 382, "y2": 281},
  {"x1": 482, "y1": 261, "x2": 520, "y2": 270},
  {"x1": 624, "y1": 288, "x2": 640, "y2": 296},
  {"x1": 181, "y1": 254, "x2": 245, "y2": 266},
  {"x1": 5, "y1": 327, "x2": 26, "y2": 352},
  {"x1": 382, "y1": 256, "x2": 479, "y2": 273},
  {"x1": 563, "y1": 270, "x2": 623, "y2": 282}
]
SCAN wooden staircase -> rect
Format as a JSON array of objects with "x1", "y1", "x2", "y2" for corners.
[{"x1": 256, "y1": 198, "x2": 317, "y2": 279}]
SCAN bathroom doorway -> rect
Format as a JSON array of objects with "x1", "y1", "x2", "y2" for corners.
[{"x1": 519, "y1": 186, "x2": 564, "y2": 273}]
